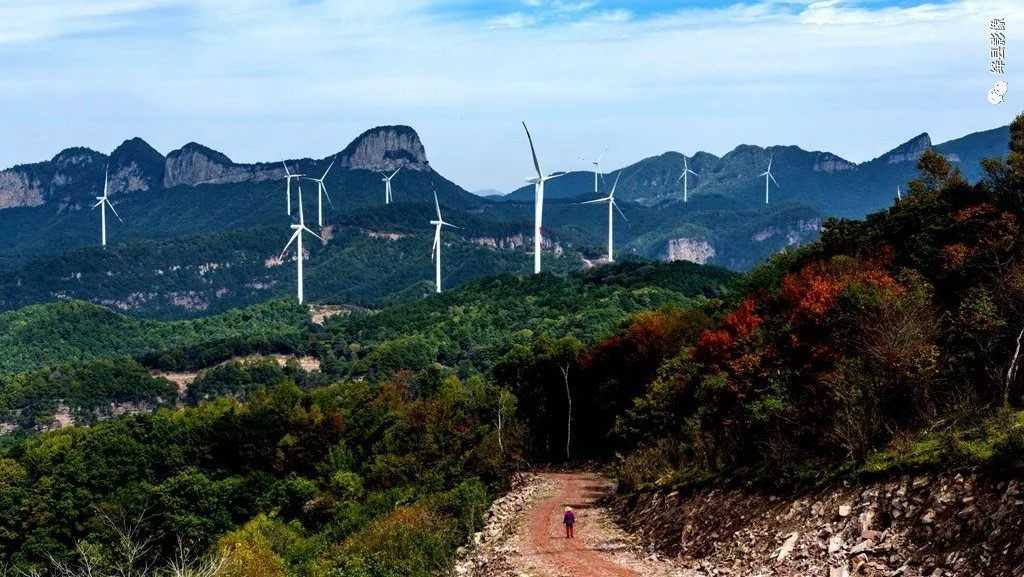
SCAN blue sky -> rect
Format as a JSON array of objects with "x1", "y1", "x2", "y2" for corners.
[{"x1": 0, "y1": 0, "x2": 1020, "y2": 191}]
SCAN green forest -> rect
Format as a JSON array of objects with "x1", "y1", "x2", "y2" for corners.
[{"x1": 0, "y1": 117, "x2": 1023, "y2": 576}]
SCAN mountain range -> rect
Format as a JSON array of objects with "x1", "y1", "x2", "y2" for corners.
[
  {"x1": 503, "y1": 126, "x2": 1009, "y2": 217},
  {"x1": 0, "y1": 122, "x2": 1010, "y2": 318}
]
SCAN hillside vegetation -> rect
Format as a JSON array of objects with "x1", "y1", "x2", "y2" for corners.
[
  {"x1": 0, "y1": 299, "x2": 309, "y2": 373},
  {"x1": 318, "y1": 260, "x2": 734, "y2": 377},
  {"x1": 539, "y1": 116, "x2": 1024, "y2": 489},
  {"x1": 0, "y1": 118, "x2": 1022, "y2": 577}
]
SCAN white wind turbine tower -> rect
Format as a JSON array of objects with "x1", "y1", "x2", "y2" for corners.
[
  {"x1": 92, "y1": 166, "x2": 123, "y2": 247},
  {"x1": 278, "y1": 180, "x2": 322, "y2": 304},
  {"x1": 430, "y1": 191, "x2": 460, "y2": 294},
  {"x1": 581, "y1": 171, "x2": 626, "y2": 262},
  {"x1": 282, "y1": 161, "x2": 304, "y2": 216},
  {"x1": 592, "y1": 151, "x2": 606, "y2": 195},
  {"x1": 380, "y1": 168, "x2": 400, "y2": 204},
  {"x1": 522, "y1": 122, "x2": 564, "y2": 274},
  {"x1": 305, "y1": 157, "x2": 336, "y2": 228},
  {"x1": 760, "y1": 154, "x2": 779, "y2": 205},
  {"x1": 678, "y1": 155, "x2": 699, "y2": 203}
]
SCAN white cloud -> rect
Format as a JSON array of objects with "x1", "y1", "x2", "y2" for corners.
[
  {"x1": 485, "y1": 11, "x2": 537, "y2": 28},
  {"x1": 0, "y1": 0, "x2": 177, "y2": 44},
  {"x1": 0, "y1": 0, "x2": 1020, "y2": 191}
]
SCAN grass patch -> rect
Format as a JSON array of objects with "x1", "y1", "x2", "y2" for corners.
[{"x1": 860, "y1": 409, "x2": 1024, "y2": 477}]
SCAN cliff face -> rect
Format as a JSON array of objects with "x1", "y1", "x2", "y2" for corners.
[
  {"x1": 881, "y1": 133, "x2": 933, "y2": 164},
  {"x1": 109, "y1": 137, "x2": 165, "y2": 194},
  {"x1": 0, "y1": 126, "x2": 435, "y2": 210},
  {"x1": 666, "y1": 238, "x2": 715, "y2": 264},
  {"x1": 0, "y1": 148, "x2": 107, "y2": 210},
  {"x1": 163, "y1": 143, "x2": 283, "y2": 188},
  {"x1": 336, "y1": 125, "x2": 430, "y2": 172},
  {"x1": 0, "y1": 169, "x2": 45, "y2": 209},
  {"x1": 814, "y1": 152, "x2": 856, "y2": 173}
]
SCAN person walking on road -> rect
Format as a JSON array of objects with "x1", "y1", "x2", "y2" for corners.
[{"x1": 563, "y1": 506, "x2": 576, "y2": 539}]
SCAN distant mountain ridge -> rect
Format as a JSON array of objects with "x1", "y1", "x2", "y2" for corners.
[
  {"x1": 0, "y1": 122, "x2": 1012, "y2": 319},
  {"x1": 503, "y1": 125, "x2": 1010, "y2": 218},
  {"x1": 0, "y1": 125, "x2": 433, "y2": 210}
]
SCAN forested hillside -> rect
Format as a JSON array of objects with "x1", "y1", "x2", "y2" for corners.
[
  {"x1": 0, "y1": 260, "x2": 734, "y2": 575},
  {"x1": 518, "y1": 116, "x2": 1024, "y2": 486},
  {"x1": 0, "y1": 299, "x2": 309, "y2": 373}
]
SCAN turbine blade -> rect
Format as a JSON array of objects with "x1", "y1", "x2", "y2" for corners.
[
  {"x1": 390, "y1": 168, "x2": 401, "y2": 179},
  {"x1": 92, "y1": 199, "x2": 103, "y2": 209},
  {"x1": 282, "y1": 161, "x2": 291, "y2": 176},
  {"x1": 431, "y1": 227, "x2": 440, "y2": 260},
  {"x1": 322, "y1": 183, "x2": 334, "y2": 207},
  {"x1": 302, "y1": 225, "x2": 323, "y2": 241},
  {"x1": 610, "y1": 171, "x2": 621, "y2": 197},
  {"x1": 280, "y1": 230, "x2": 300, "y2": 257},
  {"x1": 106, "y1": 200, "x2": 124, "y2": 222},
  {"x1": 522, "y1": 121, "x2": 543, "y2": 179},
  {"x1": 581, "y1": 197, "x2": 610, "y2": 205},
  {"x1": 770, "y1": 173, "x2": 779, "y2": 187},
  {"x1": 433, "y1": 191, "x2": 442, "y2": 221},
  {"x1": 322, "y1": 157, "x2": 336, "y2": 179},
  {"x1": 544, "y1": 171, "x2": 566, "y2": 181},
  {"x1": 613, "y1": 200, "x2": 628, "y2": 221}
]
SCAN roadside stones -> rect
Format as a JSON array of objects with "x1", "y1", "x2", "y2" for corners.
[{"x1": 776, "y1": 532, "x2": 799, "y2": 561}]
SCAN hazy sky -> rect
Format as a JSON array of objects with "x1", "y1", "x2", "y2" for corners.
[{"x1": 0, "y1": 0, "x2": 1021, "y2": 191}]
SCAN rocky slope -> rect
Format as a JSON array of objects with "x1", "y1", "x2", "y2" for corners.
[{"x1": 610, "y1": 471, "x2": 1024, "y2": 576}]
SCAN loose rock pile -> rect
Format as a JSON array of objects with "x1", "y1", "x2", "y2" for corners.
[
  {"x1": 453, "y1": 472, "x2": 551, "y2": 577},
  {"x1": 611, "y1": 471, "x2": 1024, "y2": 576}
]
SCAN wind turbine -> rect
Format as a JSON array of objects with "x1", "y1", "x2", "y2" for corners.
[
  {"x1": 760, "y1": 154, "x2": 779, "y2": 205},
  {"x1": 92, "y1": 166, "x2": 123, "y2": 247},
  {"x1": 282, "y1": 161, "x2": 304, "y2": 216},
  {"x1": 522, "y1": 122, "x2": 565, "y2": 274},
  {"x1": 430, "y1": 191, "x2": 460, "y2": 293},
  {"x1": 380, "y1": 168, "x2": 400, "y2": 204},
  {"x1": 278, "y1": 180, "x2": 322, "y2": 304},
  {"x1": 581, "y1": 171, "x2": 626, "y2": 262},
  {"x1": 678, "y1": 155, "x2": 699, "y2": 203},
  {"x1": 305, "y1": 157, "x2": 336, "y2": 228},
  {"x1": 592, "y1": 150, "x2": 606, "y2": 195}
]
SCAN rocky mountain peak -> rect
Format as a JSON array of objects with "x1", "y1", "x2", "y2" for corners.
[
  {"x1": 336, "y1": 125, "x2": 429, "y2": 172},
  {"x1": 51, "y1": 147, "x2": 105, "y2": 168},
  {"x1": 163, "y1": 142, "x2": 281, "y2": 188},
  {"x1": 109, "y1": 138, "x2": 165, "y2": 195},
  {"x1": 881, "y1": 132, "x2": 932, "y2": 164}
]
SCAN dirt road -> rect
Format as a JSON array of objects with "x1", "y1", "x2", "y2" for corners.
[{"x1": 514, "y1": 472, "x2": 687, "y2": 577}]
